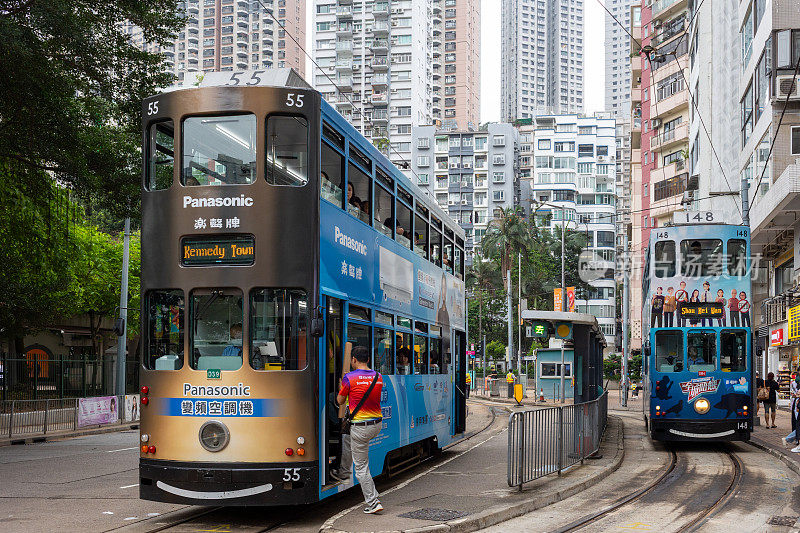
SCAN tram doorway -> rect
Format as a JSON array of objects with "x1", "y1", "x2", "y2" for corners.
[
  {"x1": 323, "y1": 296, "x2": 344, "y2": 486},
  {"x1": 454, "y1": 330, "x2": 467, "y2": 434}
]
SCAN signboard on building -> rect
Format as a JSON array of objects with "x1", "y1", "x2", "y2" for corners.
[
  {"x1": 788, "y1": 304, "x2": 800, "y2": 342},
  {"x1": 772, "y1": 328, "x2": 784, "y2": 346}
]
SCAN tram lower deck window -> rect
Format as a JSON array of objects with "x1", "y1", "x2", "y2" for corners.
[
  {"x1": 145, "y1": 290, "x2": 185, "y2": 370},
  {"x1": 654, "y1": 330, "x2": 683, "y2": 372},
  {"x1": 250, "y1": 289, "x2": 308, "y2": 371},
  {"x1": 687, "y1": 331, "x2": 717, "y2": 371},
  {"x1": 190, "y1": 289, "x2": 244, "y2": 371},
  {"x1": 721, "y1": 330, "x2": 747, "y2": 372}
]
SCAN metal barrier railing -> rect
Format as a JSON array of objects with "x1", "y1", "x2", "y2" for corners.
[
  {"x1": 508, "y1": 392, "x2": 608, "y2": 489},
  {"x1": 0, "y1": 395, "x2": 133, "y2": 438}
]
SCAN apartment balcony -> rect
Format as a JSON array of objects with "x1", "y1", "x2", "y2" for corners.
[
  {"x1": 338, "y1": 0, "x2": 352, "y2": 4},
  {"x1": 652, "y1": 0, "x2": 687, "y2": 20},
  {"x1": 652, "y1": 172, "x2": 694, "y2": 202},
  {"x1": 337, "y1": 23, "x2": 353, "y2": 36},
  {"x1": 187, "y1": 4, "x2": 199, "y2": 15},
  {"x1": 650, "y1": 122, "x2": 689, "y2": 152},
  {"x1": 336, "y1": 41, "x2": 353, "y2": 55},
  {"x1": 336, "y1": 58, "x2": 353, "y2": 71},
  {"x1": 372, "y1": 110, "x2": 389, "y2": 124},
  {"x1": 630, "y1": 55, "x2": 641, "y2": 78},
  {"x1": 433, "y1": 22, "x2": 442, "y2": 36},
  {"x1": 336, "y1": 5, "x2": 353, "y2": 18},
  {"x1": 751, "y1": 163, "x2": 800, "y2": 257},
  {"x1": 371, "y1": 73, "x2": 388, "y2": 88},
  {"x1": 370, "y1": 39, "x2": 388, "y2": 53},
  {"x1": 371, "y1": 55, "x2": 389, "y2": 70},
  {"x1": 335, "y1": 99, "x2": 352, "y2": 110},
  {"x1": 370, "y1": 92, "x2": 388, "y2": 105},
  {"x1": 373, "y1": 2, "x2": 389, "y2": 17},
  {"x1": 337, "y1": 76, "x2": 353, "y2": 90},
  {"x1": 652, "y1": 17, "x2": 686, "y2": 47},
  {"x1": 653, "y1": 89, "x2": 689, "y2": 117},
  {"x1": 371, "y1": 21, "x2": 390, "y2": 36}
]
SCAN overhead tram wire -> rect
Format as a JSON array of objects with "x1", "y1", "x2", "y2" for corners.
[
  {"x1": 257, "y1": 0, "x2": 425, "y2": 184},
  {"x1": 748, "y1": 54, "x2": 800, "y2": 211}
]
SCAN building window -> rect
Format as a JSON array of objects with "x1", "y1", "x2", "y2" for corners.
[
  {"x1": 792, "y1": 127, "x2": 800, "y2": 155},
  {"x1": 538, "y1": 139, "x2": 551, "y2": 150},
  {"x1": 417, "y1": 155, "x2": 430, "y2": 167}
]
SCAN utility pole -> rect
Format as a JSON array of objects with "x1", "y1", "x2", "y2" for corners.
[
  {"x1": 560, "y1": 221, "x2": 566, "y2": 403},
  {"x1": 506, "y1": 268, "x2": 513, "y2": 373},
  {"x1": 622, "y1": 234, "x2": 630, "y2": 407},
  {"x1": 517, "y1": 252, "x2": 522, "y2": 377},
  {"x1": 116, "y1": 217, "x2": 131, "y2": 399}
]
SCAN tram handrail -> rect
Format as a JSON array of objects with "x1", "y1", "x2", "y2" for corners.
[{"x1": 507, "y1": 391, "x2": 608, "y2": 489}]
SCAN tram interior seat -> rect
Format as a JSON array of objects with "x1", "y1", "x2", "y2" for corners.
[
  {"x1": 689, "y1": 364, "x2": 715, "y2": 372},
  {"x1": 197, "y1": 355, "x2": 242, "y2": 371},
  {"x1": 155, "y1": 355, "x2": 181, "y2": 370}
]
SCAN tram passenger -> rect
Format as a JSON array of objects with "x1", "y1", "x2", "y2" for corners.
[
  {"x1": 397, "y1": 347, "x2": 412, "y2": 375},
  {"x1": 336, "y1": 346, "x2": 384, "y2": 514},
  {"x1": 221, "y1": 323, "x2": 243, "y2": 357}
]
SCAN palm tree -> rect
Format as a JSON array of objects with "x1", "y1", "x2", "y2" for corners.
[{"x1": 480, "y1": 206, "x2": 532, "y2": 285}]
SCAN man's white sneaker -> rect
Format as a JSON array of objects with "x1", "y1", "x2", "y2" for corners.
[
  {"x1": 791, "y1": 444, "x2": 800, "y2": 453},
  {"x1": 364, "y1": 501, "x2": 384, "y2": 514},
  {"x1": 783, "y1": 437, "x2": 791, "y2": 448}
]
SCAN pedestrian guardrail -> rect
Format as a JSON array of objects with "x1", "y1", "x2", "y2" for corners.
[
  {"x1": 0, "y1": 395, "x2": 135, "y2": 438},
  {"x1": 507, "y1": 392, "x2": 608, "y2": 489}
]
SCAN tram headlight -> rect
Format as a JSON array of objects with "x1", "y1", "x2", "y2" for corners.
[
  {"x1": 199, "y1": 421, "x2": 230, "y2": 452},
  {"x1": 694, "y1": 398, "x2": 711, "y2": 414}
]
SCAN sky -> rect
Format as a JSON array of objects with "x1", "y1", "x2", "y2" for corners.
[{"x1": 305, "y1": 0, "x2": 607, "y2": 123}]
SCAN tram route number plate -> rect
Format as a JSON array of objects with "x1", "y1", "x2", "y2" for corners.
[{"x1": 207, "y1": 369, "x2": 221, "y2": 380}]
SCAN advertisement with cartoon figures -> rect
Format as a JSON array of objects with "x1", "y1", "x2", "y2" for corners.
[{"x1": 644, "y1": 224, "x2": 752, "y2": 425}]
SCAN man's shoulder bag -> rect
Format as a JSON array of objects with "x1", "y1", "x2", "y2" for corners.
[
  {"x1": 341, "y1": 373, "x2": 379, "y2": 435},
  {"x1": 757, "y1": 386, "x2": 769, "y2": 401}
]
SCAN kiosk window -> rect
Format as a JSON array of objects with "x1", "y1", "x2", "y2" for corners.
[
  {"x1": 396, "y1": 332, "x2": 413, "y2": 375},
  {"x1": 183, "y1": 114, "x2": 256, "y2": 186},
  {"x1": 145, "y1": 290, "x2": 184, "y2": 370},
  {"x1": 687, "y1": 331, "x2": 717, "y2": 371},
  {"x1": 147, "y1": 120, "x2": 174, "y2": 190},
  {"x1": 654, "y1": 241, "x2": 675, "y2": 278},
  {"x1": 347, "y1": 162, "x2": 371, "y2": 224},
  {"x1": 728, "y1": 239, "x2": 747, "y2": 276},
  {"x1": 681, "y1": 239, "x2": 722, "y2": 277},
  {"x1": 375, "y1": 328, "x2": 394, "y2": 375},
  {"x1": 249, "y1": 289, "x2": 308, "y2": 371},
  {"x1": 189, "y1": 289, "x2": 244, "y2": 371},
  {"x1": 321, "y1": 142, "x2": 344, "y2": 207},
  {"x1": 266, "y1": 115, "x2": 308, "y2": 186},
  {"x1": 374, "y1": 184, "x2": 394, "y2": 237},
  {"x1": 655, "y1": 330, "x2": 683, "y2": 372},
  {"x1": 721, "y1": 330, "x2": 747, "y2": 372}
]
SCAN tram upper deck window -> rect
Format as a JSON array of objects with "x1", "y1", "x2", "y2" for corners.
[
  {"x1": 430, "y1": 227, "x2": 442, "y2": 267},
  {"x1": 347, "y1": 162, "x2": 371, "y2": 224},
  {"x1": 443, "y1": 239, "x2": 454, "y2": 274},
  {"x1": 414, "y1": 214, "x2": 429, "y2": 259},
  {"x1": 321, "y1": 142, "x2": 344, "y2": 207},
  {"x1": 144, "y1": 290, "x2": 184, "y2": 370},
  {"x1": 147, "y1": 120, "x2": 175, "y2": 190},
  {"x1": 687, "y1": 330, "x2": 717, "y2": 372},
  {"x1": 727, "y1": 239, "x2": 747, "y2": 277},
  {"x1": 189, "y1": 289, "x2": 244, "y2": 371},
  {"x1": 396, "y1": 198, "x2": 413, "y2": 249},
  {"x1": 680, "y1": 239, "x2": 722, "y2": 277},
  {"x1": 266, "y1": 115, "x2": 308, "y2": 186},
  {"x1": 250, "y1": 289, "x2": 308, "y2": 371},
  {"x1": 183, "y1": 115, "x2": 256, "y2": 186},
  {"x1": 654, "y1": 330, "x2": 683, "y2": 372},
  {"x1": 454, "y1": 247, "x2": 464, "y2": 280},
  {"x1": 654, "y1": 241, "x2": 675, "y2": 278},
  {"x1": 375, "y1": 327, "x2": 394, "y2": 375},
  {"x1": 721, "y1": 330, "x2": 747, "y2": 372},
  {"x1": 374, "y1": 184, "x2": 394, "y2": 237}
]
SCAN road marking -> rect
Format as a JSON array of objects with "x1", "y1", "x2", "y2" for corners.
[
  {"x1": 621, "y1": 523, "x2": 652, "y2": 530},
  {"x1": 124, "y1": 517, "x2": 138, "y2": 521},
  {"x1": 102, "y1": 512, "x2": 114, "y2": 515},
  {"x1": 107, "y1": 447, "x2": 138, "y2": 453},
  {"x1": 147, "y1": 513, "x2": 160, "y2": 517},
  {"x1": 120, "y1": 484, "x2": 139, "y2": 489}
]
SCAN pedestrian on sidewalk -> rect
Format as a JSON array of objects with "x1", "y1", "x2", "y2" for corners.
[
  {"x1": 783, "y1": 375, "x2": 800, "y2": 452},
  {"x1": 336, "y1": 346, "x2": 384, "y2": 514},
  {"x1": 763, "y1": 372, "x2": 781, "y2": 428},
  {"x1": 755, "y1": 371, "x2": 764, "y2": 417}
]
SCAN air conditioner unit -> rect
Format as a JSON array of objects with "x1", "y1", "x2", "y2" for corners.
[
  {"x1": 775, "y1": 75, "x2": 800, "y2": 100},
  {"x1": 448, "y1": 200, "x2": 456, "y2": 205},
  {"x1": 651, "y1": 118, "x2": 662, "y2": 128},
  {"x1": 653, "y1": 18, "x2": 662, "y2": 28},
  {"x1": 461, "y1": 199, "x2": 469, "y2": 205},
  {"x1": 461, "y1": 181, "x2": 469, "y2": 187},
  {"x1": 598, "y1": 155, "x2": 607, "y2": 162}
]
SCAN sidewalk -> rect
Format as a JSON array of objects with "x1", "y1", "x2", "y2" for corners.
[
  {"x1": 749, "y1": 404, "x2": 800, "y2": 474},
  {"x1": 321, "y1": 401, "x2": 624, "y2": 533},
  {"x1": 0, "y1": 421, "x2": 139, "y2": 446}
]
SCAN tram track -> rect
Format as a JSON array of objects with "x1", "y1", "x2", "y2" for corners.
[{"x1": 553, "y1": 445, "x2": 744, "y2": 533}]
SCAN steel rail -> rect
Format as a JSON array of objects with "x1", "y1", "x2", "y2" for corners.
[{"x1": 676, "y1": 447, "x2": 744, "y2": 532}]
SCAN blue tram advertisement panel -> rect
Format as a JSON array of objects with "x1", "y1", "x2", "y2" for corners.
[{"x1": 642, "y1": 220, "x2": 753, "y2": 441}]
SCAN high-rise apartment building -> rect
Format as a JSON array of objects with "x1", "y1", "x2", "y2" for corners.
[
  {"x1": 524, "y1": 115, "x2": 618, "y2": 347},
  {"x1": 501, "y1": 0, "x2": 585, "y2": 121},
  {"x1": 313, "y1": 0, "x2": 480, "y2": 171},
  {"x1": 123, "y1": 0, "x2": 306, "y2": 84},
  {"x1": 605, "y1": 0, "x2": 636, "y2": 118},
  {"x1": 412, "y1": 124, "x2": 519, "y2": 260}
]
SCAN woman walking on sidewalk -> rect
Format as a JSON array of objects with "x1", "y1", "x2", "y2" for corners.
[
  {"x1": 764, "y1": 372, "x2": 781, "y2": 428},
  {"x1": 783, "y1": 375, "x2": 800, "y2": 452}
]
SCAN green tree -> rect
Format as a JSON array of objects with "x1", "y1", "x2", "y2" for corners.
[
  {"x1": 0, "y1": 0, "x2": 181, "y2": 218},
  {"x1": 481, "y1": 206, "x2": 532, "y2": 286},
  {"x1": 486, "y1": 340, "x2": 506, "y2": 363}
]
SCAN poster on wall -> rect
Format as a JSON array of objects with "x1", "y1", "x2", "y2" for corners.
[
  {"x1": 124, "y1": 394, "x2": 140, "y2": 422},
  {"x1": 77, "y1": 396, "x2": 119, "y2": 428}
]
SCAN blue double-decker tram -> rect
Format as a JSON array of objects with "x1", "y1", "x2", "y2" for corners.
[
  {"x1": 137, "y1": 73, "x2": 468, "y2": 506},
  {"x1": 642, "y1": 216, "x2": 753, "y2": 441}
]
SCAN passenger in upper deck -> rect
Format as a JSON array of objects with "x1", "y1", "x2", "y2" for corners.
[
  {"x1": 222, "y1": 323, "x2": 243, "y2": 358},
  {"x1": 347, "y1": 182, "x2": 362, "y2": 209}
]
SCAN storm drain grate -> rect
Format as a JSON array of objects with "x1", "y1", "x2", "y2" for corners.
[
  {"x1": 768, "y1": 516, "x2": 798, "y2": 526},
  {"x1": 398, "y1": 508, "x2": 470, "y2": 521}
]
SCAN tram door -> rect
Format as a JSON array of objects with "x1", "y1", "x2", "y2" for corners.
[
  {"x1": 323, "y1": 297, "x2": 344, "y2": 486},
  {"x1": 454, "y1": 330, "x2": 467, "y2": 434}
]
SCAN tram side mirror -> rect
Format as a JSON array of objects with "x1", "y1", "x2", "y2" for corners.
[
  {"x1": 114, "y1": 318, "x2": 125, "y2": 337},
  {"x1": 311, "y1": 306, "x2": 325, "y2": 337}
]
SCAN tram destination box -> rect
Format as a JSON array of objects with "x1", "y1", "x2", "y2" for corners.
[{"x1": 181, "y1": 235, "x2": 255, "y2": 266}]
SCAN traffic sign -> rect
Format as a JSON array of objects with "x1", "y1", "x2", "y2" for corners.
[{"x1": 527, "y1": 320, "x2": 549, "y2": 338}]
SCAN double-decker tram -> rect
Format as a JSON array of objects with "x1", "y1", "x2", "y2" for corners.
[
  {"x1": 138, "y1": 75, "x2": 468, "y2": 505},
  {"x1": 642, "y1": 215, "x2": 753, "y2": 441}
]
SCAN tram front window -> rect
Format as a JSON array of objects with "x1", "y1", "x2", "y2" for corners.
[
  {"x1": 250, "y1": 289, "x2": 308, "y2": 371},
  {"x1": 655, "y1": 331, "x2": 683, "y2": 372},
  {"x1": 680, "y1": 239, "x2": 722, "y2": 277},
  {"x1": 654, "y1": 241, "x2": 675, "y2": 278},
  {"x1": 183, "y1": 114, "x2": 256, "y2": 186},
  {"x1": 687, "y1": 331, "x2": 717, "y2": 371},
  {"x1": 266, "y1": 115, "x2": 309, "y2": 186},
  {"x1": 145, "y1": 290, "x2": 185, "y2": 370},
  {"x1": 189, "y1": 289, "x2": 244, "y2": 371},
  {"x1": 721, "y1": 330, "x2": 747, "y2": 372},
  {"x1": 147, "y1": 120, "x2": 174, "y2": 190}
]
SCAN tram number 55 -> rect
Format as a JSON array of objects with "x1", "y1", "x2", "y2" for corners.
[
  {"x1": 147, "y1": 101, "x2": 159, "y2": 116},
  {"x1": 285, "y1": 93, "x2": 304, "y2": 108},
  {"x1": 283, "y1": 468, "x2": 301, "y2": 481}
]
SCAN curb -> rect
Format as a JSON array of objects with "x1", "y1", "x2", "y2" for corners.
[
  {"x1": 0, "y1": 423, "x2": 139, "y2": 447},
  {"x1": 321, "y1": 415, "x2": 626, "y2": 533},
  {"x1": 747, "y1": 436, "x2": 800, "y2": 477}
]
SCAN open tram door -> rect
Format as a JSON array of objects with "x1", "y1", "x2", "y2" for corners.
[
  {"x1": 321, "y1": 295, "x2": 344, "y2": 487},
  {"x1": 454, "y1": 330, "x2": 467, "y2": 434}
]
